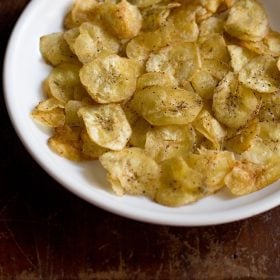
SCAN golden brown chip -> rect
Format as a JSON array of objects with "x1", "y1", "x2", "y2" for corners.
[
  {"x1": 145, "y1": 125, "x2": 196, "y2": 162},
  {"x1": 99, "y1": 148, "x2": 160, "y2": 196},
  {"x1": 131, "y1": 85, "x2": 203, "y2": 125},
  {"x1": 47, "y1": 63, "x2": 83, "y2": 104},
  {"x1": 78, "y1": 104, "x2": 132, "y2": 151},
  {"x1": 48, "y1": 126, "x2": 84, "y2": 161},
  {"x1": 129, "y1": 117, "x2": 151, "y2": 148},
  {"x1": 239, "y1": 55, "x2": 280, "y2": 93},
  {"x1": 40, "y1": 33, "x2": 77, "y2": 66},
  {"x1": 155, "y1": 157, "x2": 203, "y2": 207},
  {"x1": 199, "y1": 16, "x2": 225, "y2": 39},
  {"x1": 224, "y1": 0, "x2": 268, "y2": 42},
  {"x1": 146, "y1": 42, "x2": 201, "y2": 85},
  {"x1": 80, "y1": 54, "x2": 137, "y2": 103},
  {"x1": 136, "y1": 72, "x2": 176, "y2": 90},
  {"x1": 193, "y1": 110, "x2": 226, "y2": 150},
  {"x1": 65, "y1": 100, "x2": 85, "y2": 127},
  {"x1": 213, "y1": 72, "x2": 258, "y2": 128}
]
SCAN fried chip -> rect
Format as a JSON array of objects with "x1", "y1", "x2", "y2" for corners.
[
  {"x1": 146, "y1": 42, "x2": 201, "y2": 85},
  {"x1": 213, "y1": 72, "x2": 258, "y2": 128},
  {"x1": 129, "y1": 117, "x2": 151, "y2": 148},
  {"x1": 78, "y1": 104, "x2": 132, "y2": 151},
  {"x1": 73, "y1": 22, "x2": 120, "y2": 64},
  {"x1": 239, "y1": 55, "x2": 280, "y2": 93},
  {"x1": 80, "y1": 54, "x2": 137, "y2": 103},
  {"x1": 99, "y1": 148, "x2": 160, "y2": 196},
  {"x1": 155, "y1": 157, "x2": 203, "y2": 207},
  {"x1": 224, "y1": 0, "x2": 268, "y2": 42},
  {"x1": 193, "y1": 110, "x2": 226, "y2": 150},
  {"x1": 145, "y1": 125, "x2": 196, "y2": 162},
  {"x1": 48, "y1": 126, "x2": 84, "y2": 161},
  {"x1": 136, "y1": 72, "x2": 176, "y2": 90},
  {"x1": 131, "y1": 85, "x2": 203, "y2": 125},
  {"x1": 40, "y1": 32, "x2": 77, "y2": 66}
]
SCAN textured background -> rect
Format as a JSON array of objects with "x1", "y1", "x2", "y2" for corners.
[{"x1": 1, "y1": 0, "x2": 280, "y2": 279}]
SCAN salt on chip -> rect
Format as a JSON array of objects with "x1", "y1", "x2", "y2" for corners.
[
  {"x1": 145, "y1": 125, "x2": 196, "y2": 162},
  {"x1": 131, "y1": 85, "x2": 203, "y2": 126},
  {"x1": 224, "y1": 0, "x2": 268, "y2": 42},
  {"x1": 239, "y1": 55, "x2": 280, "y2": 93},
  {"x1": 213, "y1": 72, "x2": 258, "y2": 128},
  {"x1": 78, "y1": 104, "x2": 132, "y2": 151},
  {"x1": 80, "y1": 54, "x2": 137, "y2": 104},
  {"x1": 146, "y1": 42, "x2": 201, "y2": 85},
  {"x1": 40, "y1": 32, "x2": 77, "y2": 66},
  {"x1": 155, "y1": 157, "x2": 203, "y2": 207},
  {"x1": 99, "y1": 148, "x2": 160, "y2": 196}
]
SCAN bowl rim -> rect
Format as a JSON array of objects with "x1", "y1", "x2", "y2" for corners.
[{"x1": 3, "y1": 0, "x2": 280, "y2": 227}]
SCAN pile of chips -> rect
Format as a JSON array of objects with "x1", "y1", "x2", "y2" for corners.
[{"x1": 32, "y1": 0, "x2": 280, "y2": 206}]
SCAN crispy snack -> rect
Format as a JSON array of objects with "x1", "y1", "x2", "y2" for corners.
[
  {"x1": 224, "y1": 0, "x2": 268, "y2": 42},
  {"x1": 78, "y1": 104, "x2": 132, "y2": 151},
  {"x1": 80, "y1": 54, "x2": 137, "y2": 103},
  {"x1": 40, "y1": 33, "x2": 77, "y2": 66},
  {"x1": 239, "y1": 55, "x2": 280, "y2": 93},
  {"x1": 213, "y1": 72, "x2": 258, "y2": 128},
  {"x1": 131, "y1": 86, "x2": 203, "y2": 125},
  {"x1": 146, "y1": 42, "x2": 201, "y2": 85},
  {"x1": 99, "y1": 148, "x2": 160, "y2": 196},
  {"x1": 145, "y1": 125, "x2": 196, "y2": 162},
  {"x1": 34, "y1": 0, "x2": 280, "y2": 206}
]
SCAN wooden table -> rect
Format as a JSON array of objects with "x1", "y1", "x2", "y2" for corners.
[{"x1": 1, "y1": 1, "x2": 280, "y2": 279}]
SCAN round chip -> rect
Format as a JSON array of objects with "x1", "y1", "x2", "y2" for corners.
[
  {"x1": 239, "y1": 55, "x2": 280, "y2": 93},
  {"x1": 146, "y1": 42, "x2": 201, "y2": 85},
  {"x1": 131, "y1": 85, "x2": 203, "y2": 126},
  {"x1": 99, "y1": 148, "x2": 160, "y2": 196},
  {"x1": 78, "y1": 104, "x2": 132, "y2": 151},
  {"x1": 213, "y1": 72, "x2": 258, "y2": 128},
  {"x1": 224, "y1": 0, "x2": 268, "y2": 42},
  {"x1": 80, "y1": 54, "x2": 137, "y2": 103}
]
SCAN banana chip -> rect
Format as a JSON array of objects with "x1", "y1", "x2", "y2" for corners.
[
  {"x1": 191, "y1": 69, "x2": 218, "y2": 100},
  {"x1": 155, "y1": 157, "x2": 203, "y2": 207},
  {"x1": 73, "y1": 22, "x2": 120, "y2": 64},
  {"x1": 146, "y1": 42, "x2": 201, "y2": 85},
  {"x1": 227, "y1": 45, "x2": 256, "y2": 73},
  {"x1": 145, "y1": 125, "x2": 196, "y2": 162},
  {"x1": 48, "y1": 126, "x2": 84, "y2": 161},
  {"x1": 199, "y1": 16, "x2": 225, "y2": 39},
  {"x1": 258, "y1": 91, "x2": 280, "y2": 122},
  {"x1": 202, "y1": 59, "x2": 230, "y2": 80},
  {"x1": 213, "y1": 72, "x2": 258, "y2": 128},
  {"x1": 40, "y1": 33, "x2": 77, "y2": 66},
  {"x1": 131, "y1": 85, "x2": 203, "y2": 125},
  {"x1": 99, "y1": 148, "x2": 160, "y2": 196},
  {"x1": 78, "y1": 104, "x2": 132, "y2": 151},
  {"x1": 239, "y1": 55, "x2": 280, "y2": 93},
  {"x1": 80, "y1": 54, "x2": 137, "y2": 103},
  {"x1": 129, "y1": 0, "x2": 161, "y2": 8},
  {"x1": 193, "y1": 110, "x2": 226, "y2": 150},
  {"x1": 81, "y1": 129, "x2": 108, "y2": 159},
  {"x1": 225, "y1": 0, "x2": 268, "y2": 42},
  {"x1": 225, "y1": 119, "x2": 260, "y2": 153},
  {"x1": 100, "y1": 0, "x2": 142, "y2": 39},
  {"x1": 65, "y1": 100, "x2": 86, "y2": 127},
  {"x1": 47, "y1": 63, "x2": 83, "y2": 104},
  {"x1": 187, "y1": 149, "x2": 235, "y2": 193}
]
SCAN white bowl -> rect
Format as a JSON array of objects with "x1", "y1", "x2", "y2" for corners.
[{"x1": 4, "y1": 0, "x2": 280, "y2": 226}]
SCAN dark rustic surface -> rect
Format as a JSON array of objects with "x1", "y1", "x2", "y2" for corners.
[{"x1": 1, "y1": 0, "x2": 280, "y2": 279}]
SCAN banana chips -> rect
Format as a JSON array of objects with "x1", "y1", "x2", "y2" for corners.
[{"x1": 32, "y1": 0, "x2": 280, "y2": 206}]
